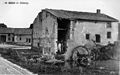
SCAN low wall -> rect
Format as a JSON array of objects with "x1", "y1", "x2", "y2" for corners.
[{"x1": 113, "y1": 41, "x2": 120, "y2": 60}]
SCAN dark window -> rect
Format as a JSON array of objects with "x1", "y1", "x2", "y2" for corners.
[
  {"x1": 38, "y1": 43, "x2": 39, "y2": 47},
  {"x1": 19, "y1": 37, "x2": 21, "y2": 40},
  {"x1": 25, "y1": 38, "x2": 30, "y2": 43},
  {"x1": 1, "y1": 35, "x2": 6, "y2": 42},
  {"x1": 28, "y1": 38, "x2": 31, "y2": 43},
  {"x1": 95, "y1": 34, "x2": 101, "y2": 43},
  {"x1": 107, "y1": 32, "x2": 111, "y2": 39},
  {"x1": 86, "y1": 34, "x2": 90, "y2": 40},
  {"x1": 8, "y1": 37, "x2": 10, "y2": 41},
  {"x1": 8, "y1": 34, "x2": 10, "y2": 36},
  {"x1": 106, "y1": 22, "x2": 112, "y2": 28},
  {"x1": 12, "y1": 37, "x2": 14, "y2": 42}
]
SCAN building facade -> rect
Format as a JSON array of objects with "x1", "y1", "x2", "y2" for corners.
[
  {"x1": 32, "y1": 9, "x2": 119, "y2": 55},
  {"x1": 0, "y1": 28, "x2": 32, "y2": 45}
]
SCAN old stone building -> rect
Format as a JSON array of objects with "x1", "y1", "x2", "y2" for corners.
[
  {"x1": 32, "y1": 9, "x2": 119, "y2": 55},
  {"x1": 0, "y1": 28, "x2": 32, "y2": 45}
]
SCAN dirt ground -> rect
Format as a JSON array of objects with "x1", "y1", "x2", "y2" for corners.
[
  {"x1": 38, "y1": 59, "x2": 119, "y2": 75},
  {"x1": 0, "y1": 43, "x2": 119, "y2": 75},
  {"x1": 90, "y1": 59, "x2": 119, "y2": 75},
  {"x1": 1, "y1": 52, "x2": 119, "y2": 75}
]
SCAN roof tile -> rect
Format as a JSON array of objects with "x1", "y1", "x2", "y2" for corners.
[
  {"x1": 43, "y1": 9, "x2": 118, "y2": 22},
  {"x1": 0, "y1": 28, "x2": 32, "y2": 34}
]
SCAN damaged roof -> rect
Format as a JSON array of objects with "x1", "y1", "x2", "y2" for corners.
[
  {"x1": 0, "y1": 28, "x2": 32, "y2": 35},
  {"x1": 43, "y1": 9, "x2": 118, "y2": 22}
]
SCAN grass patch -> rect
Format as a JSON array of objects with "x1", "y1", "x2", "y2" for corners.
[{"x1": 0, "y1": 47, "x2": 119, "y2": 75}]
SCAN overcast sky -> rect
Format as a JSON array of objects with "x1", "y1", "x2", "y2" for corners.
[{"x1": 0, "y1": 0, "x2": 120, "y2": 28}]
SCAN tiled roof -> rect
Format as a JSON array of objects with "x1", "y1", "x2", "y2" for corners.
[
  {"x1": 0, "y1": 28, "x2": 14, "y2": 33},
  {"x1": 0, "y1": 28, "x2": 32, "y2": 35},
  {"x1": 43, "y1": 9, "x2": 118, "y2": 22},
  {"x1": 14, "y1": 28, "x2": 32, "y2": 35}
]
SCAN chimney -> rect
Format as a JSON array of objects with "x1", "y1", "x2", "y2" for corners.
[{"x1": 96, "y1": 9, "x2": 101, "y2": 14}]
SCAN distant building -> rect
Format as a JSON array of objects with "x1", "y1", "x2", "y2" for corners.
[
  {"x1": 32, "y1": 9, "x2": 119, "y2": 55},
  {"x1": 0, "y1": 28, "x2": 32, "y2": 45},
  {"x1": 0, "y1": 23, "x2": 7, "y2": 28}
]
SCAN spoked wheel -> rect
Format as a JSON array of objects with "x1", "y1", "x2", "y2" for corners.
[
  {"x1": 72, "y1": 46, "x2": 89, "y2": 61},
  {"x1": 71, "y1": 46, "x2": 90, "y2": 67}
]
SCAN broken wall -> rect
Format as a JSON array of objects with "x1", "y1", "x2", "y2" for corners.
[
  {"x1": 33, "y1": 13, "x2": 43, "y2": 48},
  {"x1": 32, "y1": 10, "x2": 58, "y2": 55}
]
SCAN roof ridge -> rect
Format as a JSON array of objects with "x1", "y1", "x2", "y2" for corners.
[
  {"x1": 42, "y1": 8, "x2": 118, "y2": 22},
  {"x1": 44, "y1": 8, "x2": 98, "y2": 14}
]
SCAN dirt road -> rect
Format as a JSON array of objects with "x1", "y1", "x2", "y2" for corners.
[{"x1": 0, "y1": 56, "x2": 37, "y2": 75}]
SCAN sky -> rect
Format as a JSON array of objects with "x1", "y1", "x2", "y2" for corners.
[{"x1": 0, "y1": 0, "x2": 120, "y2": 28}]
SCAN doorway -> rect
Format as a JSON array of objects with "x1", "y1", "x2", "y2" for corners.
[
  {"x1": 12, "y1": 37, "x2": 14, "y2": 42},
  {"x1": 95, "y1": 34, "x2": 101, "y2": 43},
  {"x1": 57, "y1": 18, "x2": 70, "y2": 54},
  {"x1": 0, "y1": 35, "x2": 6, "y2": 42}
]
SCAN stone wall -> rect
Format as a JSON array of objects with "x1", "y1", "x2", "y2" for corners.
[
  {"x1": 73, "y1": 21, "x2": 118, "y2": 45},
  {"x1": 32, "y1": 10, "x2": 58, "y2": 55}
]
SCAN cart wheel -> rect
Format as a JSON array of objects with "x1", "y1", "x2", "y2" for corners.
[{"x1": 72, "y1": 46, "x2": 88, "y2": 61}]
